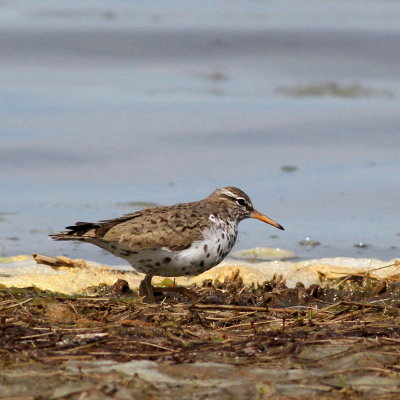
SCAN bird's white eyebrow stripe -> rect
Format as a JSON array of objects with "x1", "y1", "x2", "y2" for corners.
[{"x1": 220, "y1": 189, "x2": 238, "y2": 198}]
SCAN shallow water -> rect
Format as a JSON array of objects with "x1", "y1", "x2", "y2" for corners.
[{"x1": 1, "y1": 0, "x2": 399, "y2": 265}]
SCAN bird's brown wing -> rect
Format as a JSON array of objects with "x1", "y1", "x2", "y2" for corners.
[
  {"x1": 102, "y1": 206, "x2": 207, "y2": 251},
  {"x1": 51, "y1": 204, "x2": 208, "y2": 252}
]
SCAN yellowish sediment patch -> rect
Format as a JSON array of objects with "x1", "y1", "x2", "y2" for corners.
[{"x1": 0, "y1": 254, "x2": 399, "y2": 295}]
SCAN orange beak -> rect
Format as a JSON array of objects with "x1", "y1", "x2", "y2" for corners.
[{"x1": 250, "y1": 210, "x2": 284, "y2": 230}]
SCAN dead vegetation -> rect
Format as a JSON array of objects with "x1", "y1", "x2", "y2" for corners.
[{"x1": 1, "y1": 269, "x2": 400, "y2": 399}]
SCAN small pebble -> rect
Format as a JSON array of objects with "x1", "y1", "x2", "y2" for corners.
[
  {"x1": 112, "y1": 279, "x2": 130, "y2": 295},
  {"x1": 299, "y1": 237, "x2": 321, "y2": 247},
  {"x1": 354, "y1": 242, "x2": 369, "y2": 249}
]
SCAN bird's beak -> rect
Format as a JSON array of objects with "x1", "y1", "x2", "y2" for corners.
[{"x1": 251, "y1": 210, "x2": 284, "y2": 230}]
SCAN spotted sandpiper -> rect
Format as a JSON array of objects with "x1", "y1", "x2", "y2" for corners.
[{"x1": 50, "y1": 187, "x2": 284, "y2": 302}]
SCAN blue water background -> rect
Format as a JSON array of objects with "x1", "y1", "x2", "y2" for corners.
[{"x1": 1, "y1": 0, "x2": 399, "y2": 263}]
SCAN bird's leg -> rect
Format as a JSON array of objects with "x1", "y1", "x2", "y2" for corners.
[
  {"x1": 139, "y1": 273, "x2": 156, "y2": 304},
  {"x1": 139, "y1": 272, "x2": 200, "y2": 303}
]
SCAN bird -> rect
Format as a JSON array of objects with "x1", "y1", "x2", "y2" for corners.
[{"x1": 50, "y1": 187, "x2": 284, "y2": 302}]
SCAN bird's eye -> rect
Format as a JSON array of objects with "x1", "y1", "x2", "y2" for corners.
[{"x1": 236, "y1": 198, "x2": 246, "y2": 206}]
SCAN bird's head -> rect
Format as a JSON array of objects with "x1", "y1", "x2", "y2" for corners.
[{"x1": 208, "y1": 186, "x2": 284, "y2": 230}]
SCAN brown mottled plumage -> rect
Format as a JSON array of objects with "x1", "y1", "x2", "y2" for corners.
[{"x1": 50, "y1": 187, "x2": 284, "y2": 302}]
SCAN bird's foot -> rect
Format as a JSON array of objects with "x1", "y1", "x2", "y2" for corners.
[
  {"x1": 139, "y1": 273, "x2": 199, "y2": 304},
  {"x1": 139, "y1": 281, "x2": 199, "y2": 304}
]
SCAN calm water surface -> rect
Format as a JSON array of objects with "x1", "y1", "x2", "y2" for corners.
[{"x1": 1, "y1": 0, "x2": 399, "y2": 264}]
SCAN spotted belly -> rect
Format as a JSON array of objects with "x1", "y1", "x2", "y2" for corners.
[{"x1": 91, "y1": 222, "x2": 238, "y2": 277}]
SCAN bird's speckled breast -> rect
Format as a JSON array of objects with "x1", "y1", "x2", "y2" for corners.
[{"x1": 119, "y1": 216, "x2": 238, "y2": 277}]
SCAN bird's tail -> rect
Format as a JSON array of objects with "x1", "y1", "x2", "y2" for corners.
[{"x1": 49, "y1": 222, "x2": 99, "y2": 241}]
